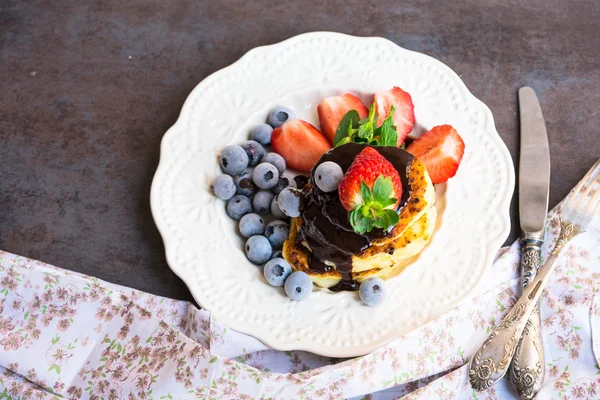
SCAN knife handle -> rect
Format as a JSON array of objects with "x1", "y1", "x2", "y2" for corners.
[
  {"x1": 519, "y1": 238, "x2": 543, "y2": 287},
  {"x1": 510, "y1": 238, "x2": 545, "y2": 399}
]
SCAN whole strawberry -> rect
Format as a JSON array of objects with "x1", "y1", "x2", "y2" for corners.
[{"x1": 338, "y1": 147, "x2": 403, "y2": 234}]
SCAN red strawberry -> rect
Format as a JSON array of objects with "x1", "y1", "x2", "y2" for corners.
[
  {"x1": 338, "y1": 147, "x2": 403, "y2": 234},
  {"x1": 406, "y1": 125, "x2": 465, "y2": 184},
  {"x1": 373, "y1": 87, "x2": 415, "y2": 146},
  {"x1": 271, "y1": 119, "x2": 332, "y2": 173},
  {"x1": 317, "y1": 93, "x2": 369, "y2": 144},
  {"x1": 339, "y1": 147, "x2": 402, "y2": 211}
]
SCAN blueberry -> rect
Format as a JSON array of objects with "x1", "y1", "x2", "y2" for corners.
[
  {"x1": 251, "y1": 124, "x2": 273, "y2": 146},
  {"x1": 252, "y1": 163, "x2": 279, "y2": 189},
  {"x1": 263, "y1": 258, "x2": 292, "y2": 287},
  {"x1": 267, "y1": 106, "x2": 296, "y2": 128},
  {"x1": 277, "y1": 188, "x2": 301, "y2": 218},
  {"x1": 220, "y1": 145, "x2": 249, "y2": 176},
  {"x1": 262, "y1": 153, "x2": 286, "y2": 175},
  {"x1": 272, "y1": 173, "x2": 297, "y2": 195},
  {"x1": 252, "y1": 190, "x2": 274, "y2": 215},
  {"x1": 245, "y1": 235, "x2": 272, "y2": 264},
  {"x1": 359, "y1": 277, "x2": 387, "y2": 306},
  {"x1": 270, "y1": 195, "x2": 287, "y2": 219},
  {"x1": 271, "y1": 250, "x2": 283, "y2": 260},
  {"x1": 226, "y1": 195, "x2": 252, "y2": 220},
  {"x1": 239, "y1": 213, "x2": 265, "y2": 238},
  {"x1": 241, "y1": 140, "x2": 265, "y2": 167},
  {"x1": 284, "y1": 271, "x2": 312, "y2": 301},
  {"x1": 211, "y1": 174, "x2": 236, "y2": 200},
  {"x1": 234, "y1": 170, "x2": 258, "y2": 197},
  {"x1": 265, "y1": 220, "x2": 290, "y2": 249},
  {"x1": 314, "y1": 161, "x2": 344, "y2": 193}
]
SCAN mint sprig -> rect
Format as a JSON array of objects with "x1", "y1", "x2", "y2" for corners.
[
  {"x1": 334, "y1": 104, "x2": 398, "y2": 147},
  {"x1": 333, "y1": 110, "x2": 360, "y2": 147},
  {"x1": 348, "y1": 176, "x2": 400, "y2": 235}
]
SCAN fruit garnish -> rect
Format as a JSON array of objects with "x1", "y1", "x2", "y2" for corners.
[
  {"x1": 245, "y1": 235, "x2": 272, "y2": 264},
  {"x1": 359, "y1": 277, "x2": 387, "y2": 306},
  {"x1": 285, "y1": 271, "x2": 313, "y2": 301},
  {"x1": 334, "y1": 103, "x2": 399, "y2": 148},
  {"x1": 277, "y1": 187, "x2": 301, "y2": 218},
  {"x1": 318, "y1": 93, "x2": 368, "y2": 144},
  {"x1": 314, "y1": 161, "x2": 344, "y2": 192},
  {"x1": 265, "y1": 220, "x2": 290, "y2": 248},
  {"x1": 252, "y1": 163, "x2": 280, "y2": 189},
  {"x1": 338, "y1": 147, "x2": 402, "y2": 234},
  {"x1": 271, "y1": 119, "x2": 332, "y2": 172},
  {"x1": 373, "y1": 87, "x2": 415, "y2": 145},
  {"x1": 406, "y1": 124, "x2": 465, "y2": 184},
  {"x1": 264, "y1": 258, "x2": 292, "y2": 287},
  {"x1": 268, "y1": 106, "x2": 296, "y2": 128}
]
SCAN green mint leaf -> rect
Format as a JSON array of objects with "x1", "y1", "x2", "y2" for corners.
[
  {"x1": 360, "y1": 180, "x2": 372, "y2": 204},
  {"x1": 355, "y1": 103, "x2": 378, "y2": 141},
  {"x1": 372, "y1": 176, "x2": 393, "y2": 203},
  {"x1": 379, "y1": 106, "x2": 398, "y2": 146},
  {"x1": 337, "y1": 136, "x2": 352, "y2": 146},
  {"x1": 368, "y1": 103, "x2": 376, "y2": 122},
  {"x1": 380, "y1": 125, "x2": 397, "y2": 146},
  {"x1": 358, "y1": 123, "x2": 372, "y2": 139},
  {"x1": 399, "y1": 142, "x2": 406, "y2": 149},
  {"x1": 334, "y1": 110, "x2": 360, "y2": 146}
]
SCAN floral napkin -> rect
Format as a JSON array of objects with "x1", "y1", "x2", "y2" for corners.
[{"x1": 1, "y1": 197, "x2": 599, "y2": 399}]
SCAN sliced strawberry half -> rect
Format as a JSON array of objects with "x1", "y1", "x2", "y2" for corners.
[
  {"x1": 406, "y1": 124, "x2": 465, "y2": 184},
  {"x1": 373, "y1": 87, "x2": 415, "y2": 146},
  {"x1": 271, "y1": 119, "x2": 332, "y2": 173},
  {"x1": 317, "y1": 93, "x2": 369, "y2": 144}
]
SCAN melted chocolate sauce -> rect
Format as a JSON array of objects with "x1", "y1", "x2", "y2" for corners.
[
  {"x1": 294, "y1": 175, "x2": 309, "y2": 190},
  {"x1": 297, "y1": 143, "x2": 415, "y2": 291}
]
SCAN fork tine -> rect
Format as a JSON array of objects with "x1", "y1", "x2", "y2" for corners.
[
  {"x1": 577, "y1": 168, "x2": 600, "y2": 207},
  {"x1": 586, "y1": 178, "x2": 600, "y2": 213},
  {"x1": 567, "y1": 159, "x2": 600, "y2": 206}
]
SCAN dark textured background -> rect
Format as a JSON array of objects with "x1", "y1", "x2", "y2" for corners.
[{"x1": 1, "y1": 0, "x2": 599, "y2": 301}]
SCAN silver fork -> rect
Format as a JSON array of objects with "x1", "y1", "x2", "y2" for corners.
[{"x1": 469, "y1": 159, "x2": 600, "y2": 391}]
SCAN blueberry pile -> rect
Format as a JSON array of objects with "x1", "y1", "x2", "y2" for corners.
[
  {"x1": 211, "y1": 105, "x2": 389, "y2": 306},
  {"x1": 211, "y1": 106, "x2": 312, "y2": 301}
]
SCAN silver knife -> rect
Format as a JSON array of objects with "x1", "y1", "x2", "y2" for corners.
[{"x1": 509, "y1": 86, "x2": 551, "y2": 399}]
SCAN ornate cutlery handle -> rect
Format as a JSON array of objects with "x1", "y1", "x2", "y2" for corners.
[
  {"x1": 509, "y1": 238, "x2": 545, "y2": 399},
  {"x1": 469, "y1": 222, "x2": 579, "y2": 391},
  {"x1": 520, "y1": 238, "x2": 542, "y2": 287}
]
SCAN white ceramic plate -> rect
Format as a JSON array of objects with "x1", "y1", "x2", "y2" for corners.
[{"x1": 150, "y1": 32, "x2": 514, "y2": 357}]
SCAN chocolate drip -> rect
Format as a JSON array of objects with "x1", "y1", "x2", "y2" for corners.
[
  {"x1": 297, "y1": 143, "x2": 414, "y2": 291},
  {"x1": 294, "y1": 175, "x2": 309, "y2": 190}
]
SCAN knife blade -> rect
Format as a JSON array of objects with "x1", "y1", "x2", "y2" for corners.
[
  {"x1": 509, "y1": 86, "x2": 551, "y2": 399},
  {"x1": 518, "y1": 86, "x2": 551, "y2": 238}
]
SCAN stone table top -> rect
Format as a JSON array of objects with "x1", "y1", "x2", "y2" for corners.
[{"x1": 2, "y1": 0, "x2": 598, "y2": 301}]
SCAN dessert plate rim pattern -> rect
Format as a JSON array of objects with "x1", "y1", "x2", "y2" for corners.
[{"x1": 150, "y1": 32, "x2": 515, "y2": 357}]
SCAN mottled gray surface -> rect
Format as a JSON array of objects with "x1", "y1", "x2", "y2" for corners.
[{"x1": 1, "y1": 1, "x2": 599, "y2": 301}]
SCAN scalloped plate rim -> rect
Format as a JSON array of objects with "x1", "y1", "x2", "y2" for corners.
[{"x1": 150, "y1": 32, "x2": 515, "y2": 357}]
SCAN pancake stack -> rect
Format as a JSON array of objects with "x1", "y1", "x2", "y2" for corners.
[{"x1": 283, "y1": 143, "x2": 436, "y2": 291}]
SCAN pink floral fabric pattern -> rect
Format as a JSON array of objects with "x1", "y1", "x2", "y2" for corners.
[{"x1": 0, "y1": 205, "x2": 599, "y2": 398}]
